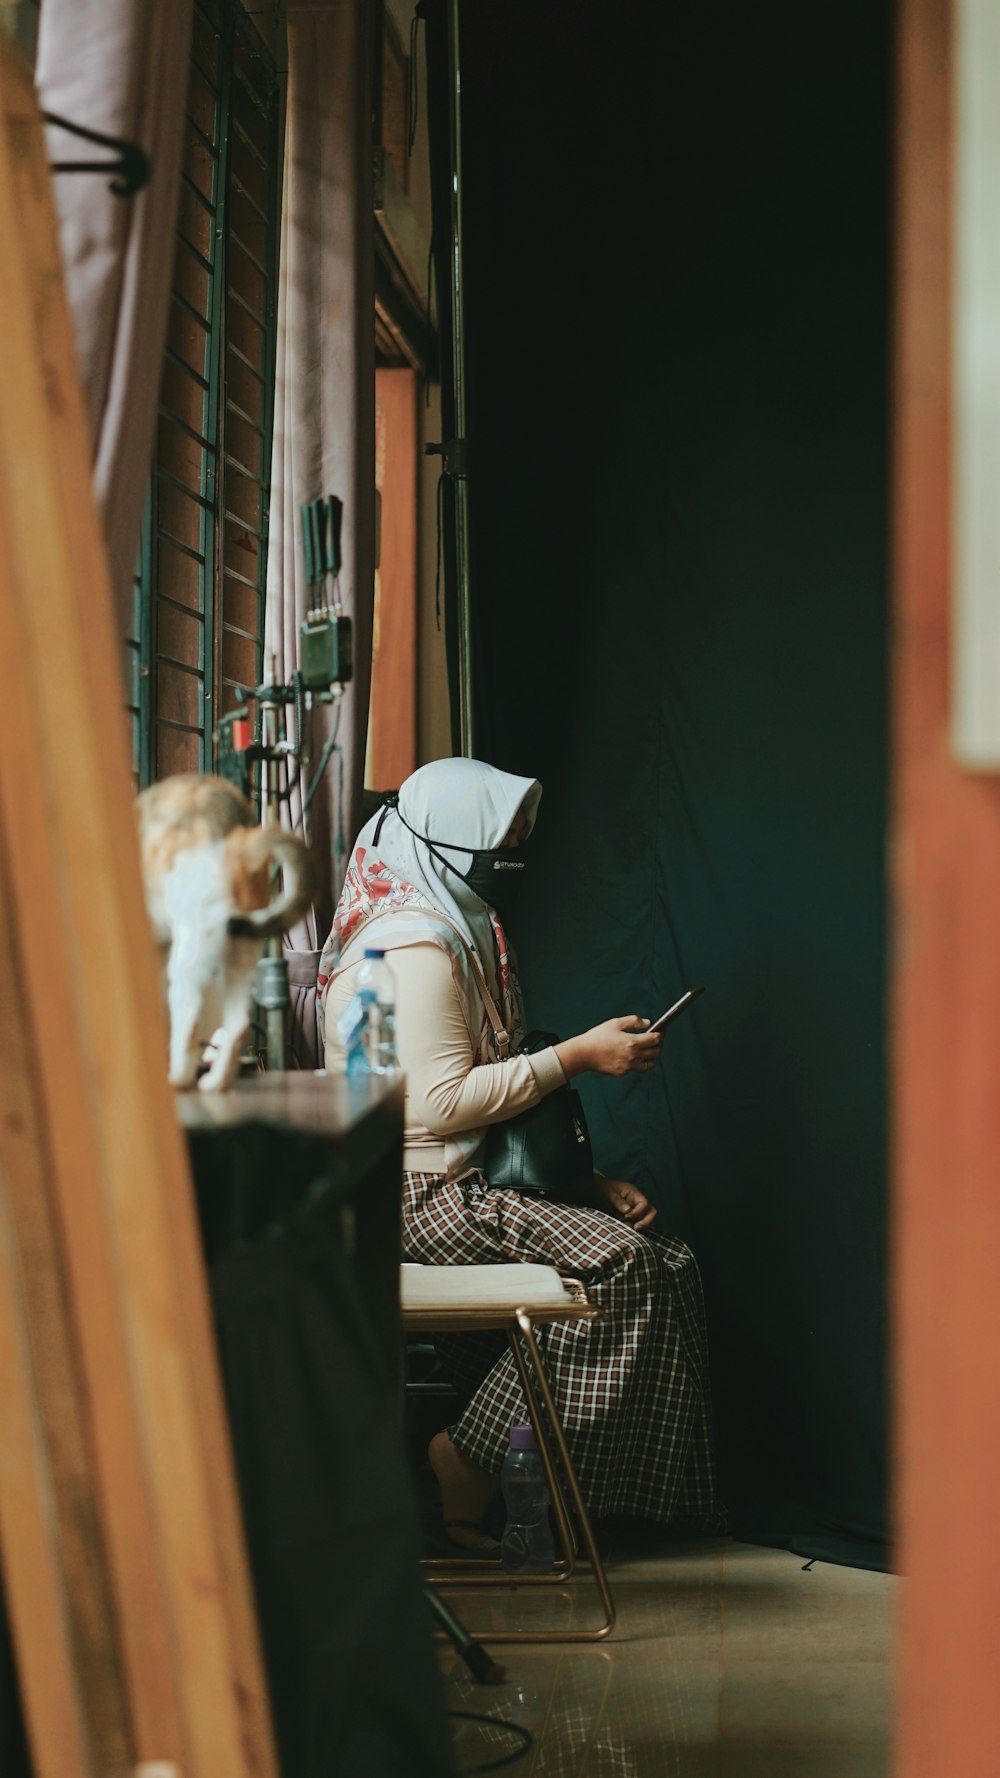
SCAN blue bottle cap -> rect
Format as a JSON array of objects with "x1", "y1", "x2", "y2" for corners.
[
  {"x1": 509, "y1": 1423, "x2": 537, "y2": 1450},
  {"x1": 363, "y1": 947, "x2": 386, "y2": 958}
]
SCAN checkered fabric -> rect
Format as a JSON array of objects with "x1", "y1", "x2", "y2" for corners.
[{"x1": 403, "y1": 1170, "x2": 719, "y2": 1524}]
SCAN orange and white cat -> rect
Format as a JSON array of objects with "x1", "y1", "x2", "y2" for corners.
[{"x1": 136, "y1": 773, "x2": 317, "y2": 1091}]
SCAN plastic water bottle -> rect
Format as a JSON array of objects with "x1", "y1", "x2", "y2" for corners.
[
  {"x1": 340, "y1": 948, "x2": 397, "y2": 1076},
  {"x1": 500, "y1": 1423, "x2": 555, "y2": 1573}
]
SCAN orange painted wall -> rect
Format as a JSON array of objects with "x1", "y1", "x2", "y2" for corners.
[{"x1": 893, "y1": 0, "x2": 1000, "y2": 1769}]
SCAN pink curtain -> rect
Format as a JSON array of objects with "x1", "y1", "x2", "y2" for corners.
[
  {"x1": 35, "y1": 0, "x2": 193, "y2": 640},
  {"x1": 266, "y1": 0, "x2": 376, "y2": 1065}
]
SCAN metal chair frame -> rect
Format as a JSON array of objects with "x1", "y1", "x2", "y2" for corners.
[{"x1": 402, "y1": 1283, "x2": 616, "y2": 1643}]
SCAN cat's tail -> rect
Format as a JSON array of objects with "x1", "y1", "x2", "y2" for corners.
[{"x1": 225, "y1": 828, "x2": 319, "y2": 937}]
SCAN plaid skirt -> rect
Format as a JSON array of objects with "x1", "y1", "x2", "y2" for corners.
[{"x1": 403, "y1": 1169, "x2": 718, "y2": 1524}]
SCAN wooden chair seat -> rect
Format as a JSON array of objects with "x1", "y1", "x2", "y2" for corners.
[{"x1": 400, "y1": 1261, "x2": 615, "y2": 1643}]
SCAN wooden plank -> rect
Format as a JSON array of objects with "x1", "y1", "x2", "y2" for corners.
[
  {"x1": 0, "y1": 842, "x2": 132, "y2": 1775},
  {"x1": 0, "y1": 1191, "x2": 94, "y2": 1778},
  {"x1": 0, "y1": 869, "x2": 97, "y2": 1778},
  {"x1": 0, "y1": 52, "x2": 194, "y2": 1769},
  {"x1": 0, "y1": 40, "x2": 278, "y2": 1778}
]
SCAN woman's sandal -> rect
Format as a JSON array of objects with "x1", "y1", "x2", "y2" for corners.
[{"x1": 441, "y1": 1518, "x2": 501, "y2": 1556}]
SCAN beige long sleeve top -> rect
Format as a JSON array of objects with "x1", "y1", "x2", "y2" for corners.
[{"x1": 324, "y1": 941, "x2": 566, "y2": 1178}]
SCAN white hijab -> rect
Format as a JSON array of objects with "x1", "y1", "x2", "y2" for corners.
[{"x1": 319, "y1": 756, "x2": 541, "y2": 1038}]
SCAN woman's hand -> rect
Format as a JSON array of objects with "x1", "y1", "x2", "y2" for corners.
[
  {"x1": 594, "y1": 1176, "x2": 658, "y2": 1231},
  {"x1": 555, "y1": 1017, "x2": 662, "y2": 1080}
]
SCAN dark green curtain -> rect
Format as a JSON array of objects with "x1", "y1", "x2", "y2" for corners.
[{"x1": 424, "y1": 0, "x2": 891, "y2": 1567}]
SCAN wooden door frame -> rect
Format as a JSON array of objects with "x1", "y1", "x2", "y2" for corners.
[
  {"x1": 893, "y1": 1, "x2": 1000, "y2": 1771},
  {"x1": 0, "y1": 43, "x2": 277, "y2": 1778}
]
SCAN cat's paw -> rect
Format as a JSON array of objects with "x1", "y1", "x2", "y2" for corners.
[
  {"x1": 197, "y1": 1069, "x2": 234, "y2": 1094},
  {"x1": 168, "y1": 1050, "x2": 201, "y2": 1090},
  {"x1": 197, "y1": 1054, "x2": 238, "y2": 1093}
]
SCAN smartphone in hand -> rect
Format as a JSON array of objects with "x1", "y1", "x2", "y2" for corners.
[{"x1": 646, "y1": 986, "x2": 705, "y2": 1034}]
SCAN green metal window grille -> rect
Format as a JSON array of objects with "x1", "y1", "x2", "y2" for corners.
[{"x1": 129, "y1": 0, "x2": 281, "y2": 786}]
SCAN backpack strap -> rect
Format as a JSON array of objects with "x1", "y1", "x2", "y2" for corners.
[{"x1": 414, "y1": 909, "x2": 511, "y2": 1061}]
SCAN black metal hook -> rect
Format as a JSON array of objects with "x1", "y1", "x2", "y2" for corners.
[{"x1": 42, "y1": 111, "x2": 149, "y2": 198}]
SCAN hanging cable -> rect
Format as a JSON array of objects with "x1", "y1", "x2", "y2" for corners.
[
  {"x1": 301, "y1": 699, "x2": 342, "y2": 823},
  {"x1": 333, "y1": 741, "x2": 347, "y2": 904}
]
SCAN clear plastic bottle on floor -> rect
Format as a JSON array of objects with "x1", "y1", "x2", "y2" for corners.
[
  {"x1": 340, "y1": 947, "x2": 398, "y2": 1076},
  {"x1": 500, "y1": 1423, "x2": 555, "y2": 1573}
]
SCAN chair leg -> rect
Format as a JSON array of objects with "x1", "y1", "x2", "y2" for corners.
[
  {"x1": 506, "y1": 1323, "x2": 578, "y2": 1574},
  {"x1": 424, "y1": 1311, "x2": 616, "y2": 1643},
  {"x1": 423, "y1": 1584, "x2": 507, "y2": 1685},
  {"x1": 514, "y1": 1308, "x2": 616, "y2": 1640}
]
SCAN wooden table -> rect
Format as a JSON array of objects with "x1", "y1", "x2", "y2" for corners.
[{"x1": 178, "y1": 1071, "x2": 405, "y2": 1373}]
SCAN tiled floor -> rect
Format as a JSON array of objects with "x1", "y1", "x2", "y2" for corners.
[{"x1": 438, "y1": 1538, "x2": 896, "y2": 1776}]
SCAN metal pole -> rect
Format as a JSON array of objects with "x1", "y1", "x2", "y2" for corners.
[
  {"x1": 258, "y1": 651, "x2": 287, "y2": 1070},
  {"x1": 447, "y1": 0, "x2": 475, "y2": 757}
]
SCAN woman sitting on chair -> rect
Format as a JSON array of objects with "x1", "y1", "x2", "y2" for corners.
[{"x1": 320, "y1": 756, "x2": 718, "y2": 1551}]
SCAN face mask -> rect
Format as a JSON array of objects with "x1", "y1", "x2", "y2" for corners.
[
  {"x1": 462, "y1": 849, "x2": 526, "y2": 918},
  {"x1": 374, "y1": 794, "x2": 527, "y2": 914}
]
